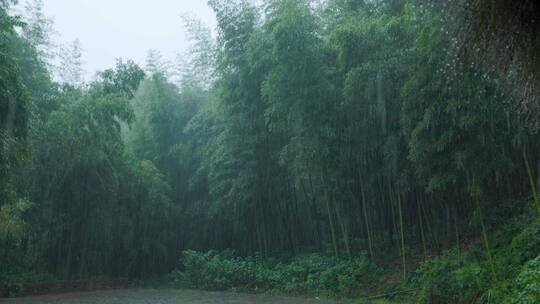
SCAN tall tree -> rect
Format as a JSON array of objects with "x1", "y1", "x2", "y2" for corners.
[{"x1": 56, "y1": 39, "x2": 85, "y2": 86}]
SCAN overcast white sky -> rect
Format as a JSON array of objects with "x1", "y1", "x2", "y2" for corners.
[{"x1": 24, "y1": 0, "x2": 217, "y2": 79}]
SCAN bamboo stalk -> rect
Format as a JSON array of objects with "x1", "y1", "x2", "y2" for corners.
[
  {"x1": 454, "y1": 208, "x2": 461, "y2": 261},
  {"x1": 323, "y1": 175, "x2": 339, "y2": 257},
  {"x1": 360, "y1": 176, "x2": 375, "y2": 260},
  {"x1": 361, "y1": 288, "x2": 418, "y2": 301},
  {"x1": 397, "y1": 191, "x2": 407, "y2": 280},
  {"x1": 474, "y1": 198, "x2": 497, "y2": 281},
  {"x1": 420, "y1": 194, "x2": 438, "y2": 250},
  {"x1": 417, "y1": 199, "x2": 427, "y2": 258},
  {"x1": 335, "y1": 201, "x2": 352, "y2": 260},
  {"x1": 319, "y1": 167, "x2": 339, "y2": 257},
  {"x1": 523, "y1": 149, "x2": 540, "y2": 217},
  {"x1": 389, "y1": 186, "x2": 398, "y2": 247}
]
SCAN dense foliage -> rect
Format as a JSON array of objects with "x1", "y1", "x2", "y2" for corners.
[
  {"x1": 413, "y1": 201, "x2": 540, "y2": 303},
  {"x1": 170, "y1": 250, "x2": 381, "y2": 297},
  {"x1": 2, "y1": 0, "x2": 540, "y2": 302}
]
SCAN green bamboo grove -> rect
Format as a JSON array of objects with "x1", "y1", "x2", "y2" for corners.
[{"x1": 1, "y1": 0, "x2": 539, "y2": 297}]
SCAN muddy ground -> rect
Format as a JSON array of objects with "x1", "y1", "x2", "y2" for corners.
[{"x1": 0, "y1": 289, "x2": 348, "y2": 304}]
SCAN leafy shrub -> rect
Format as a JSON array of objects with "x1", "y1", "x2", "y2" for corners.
[
  {"x1": 170, "y1": 250, "x2": 382, "y2": 297},
  {"x1": 413, "y1": 250, "x2": 489, "y2": 303},
  {"x1": 413, "y1": 219, "x2": 540, "y2": 304},
  {"x1": 172, "y1": 250, "x2": 257, "y2": 291},
  {"x1": 508, "y1": 221, "x2": 540, "y2": 266},
  {"x1": 506, "y1": 255, "x2": 540, "y2": 304},
  {"x1": 0, "y1": 267, "x2": 53, "y2": 296},
  {"x1": 0, "y1": 198, "x2": 32, "y2": 240}
]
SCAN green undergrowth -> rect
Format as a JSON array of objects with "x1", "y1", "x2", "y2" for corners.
[
  {"x1": 168, "y1": 199, "x2": 540, "y2": 304},
  {"x1": 0, "y1": 266, "x2": 54, "y2": 296},
  {"x1": 169, "y1": 250, "x2": 384, "y2": 298},
  {"x1": 411, "y1": 201, "x2": 540, "y2": 303}
]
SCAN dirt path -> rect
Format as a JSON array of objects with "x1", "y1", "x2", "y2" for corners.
[{"x1": 0, "y1": 289, "x2": 348, "y2": 304}]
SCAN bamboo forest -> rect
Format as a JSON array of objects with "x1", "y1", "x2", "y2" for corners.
[{"x1": 2, "y1": 0, "x2": 540, "y2": 303}]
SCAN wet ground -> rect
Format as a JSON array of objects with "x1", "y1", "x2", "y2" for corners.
[{"x1": 0, "y1": 289, "x2": 346, "y2": 304}]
